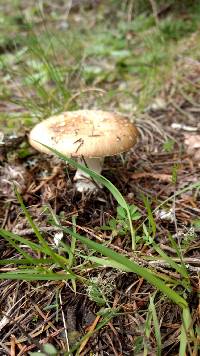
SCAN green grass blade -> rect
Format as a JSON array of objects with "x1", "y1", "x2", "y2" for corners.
[
  {"x1": 137, "y1": 181, "x2": 200, "y2": 233},
  {"x1": 58, "y1": 224, "x2": 188, "y2": 309},
  {"x1": 142, "y1": 194, "x2": 156, "y2": 237},
  {"x1": 0, "y1": 270, "x2": 74, "y2": 281},
  {"x1": 168, "y1": 233, "x2": 189, "y2": 277},
  {"x1": 86, "y1": 256, "x2": 181, "y2": 286},
  {"x1": 179, "y1": 307, "x2": 194, "y2": 356},
  {"x1": 37, "y1": 143, "x2": 136, "y2": 249},
  {"x1": 15, "y1": 187, "x2": 69, "y2": 268},
  {"x1": 0, "y1": 230, "x2": 36, "y2": 264},
  {"x1": 149, "y1": 295, "x2": 162, "y2": 356},
  {"x1": 0, "y1": 258, "x2": 54, "y2": 265},
  {"x1": 144, "y1": 303, "x2": 152, "y2": 356},
  {"x1": 68, "y1": 215, "x2": 77, "y2": 268},
  {"x1": 151, "y1": 241, "x2": 189, "y2": 279},
  {"x1": 85, "y1": 256, "x2": 131, "y2": 272},
  {"x1": 15, "y1": 187, "x2": 49, "y2": 243},
  {"x1": 0, "y1": 228, "x2": 48, "y2": 253},
  {"x1": 65, "y1": 308, "x2": 118, "y2": 355},
  {"x1": 38, "y1": 144, "x2": 129, "y2": 207}
]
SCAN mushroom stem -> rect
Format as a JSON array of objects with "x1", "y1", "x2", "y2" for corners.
[{"x1": 74, "y1": 157, "x2": 104, "y2": 193}]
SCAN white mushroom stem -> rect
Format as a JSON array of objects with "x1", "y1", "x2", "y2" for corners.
[{"x1": 74, "y1": 157, "x2": 104, "y2": 193}]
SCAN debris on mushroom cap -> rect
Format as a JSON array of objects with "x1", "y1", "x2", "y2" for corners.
[{"x1": 29, "y1": 110, "x2": 138, "y2": 158}]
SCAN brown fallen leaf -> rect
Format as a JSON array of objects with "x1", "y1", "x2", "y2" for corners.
[
  {"x1": 79, "y1": 315, "x2": 101, "y2": 354},
  {"x1": 184, "y1": 133, "x2": 200, "y2": 163},
  {"x1": 184, "y1": 133, "x2": 200, "y2": 150},
  {"x1": 10, "y1": 335, "x2": 16, "y2": 356}
]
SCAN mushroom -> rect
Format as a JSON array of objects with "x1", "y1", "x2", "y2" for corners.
[{"x1": 29, "y1": 110, "x2": 138, "y2": 192}]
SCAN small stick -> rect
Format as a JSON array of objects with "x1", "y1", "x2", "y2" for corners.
[
  {"x1": 171, "y1": 123, "x2": 198, "y2": 132},
  {"x1": 59, "y1": 292, "x2": 71, "y2": 355}
]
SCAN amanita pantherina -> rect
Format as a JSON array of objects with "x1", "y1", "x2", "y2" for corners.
[{"x1": 29, "y1": 110, "x2": 138, "y2": 192}]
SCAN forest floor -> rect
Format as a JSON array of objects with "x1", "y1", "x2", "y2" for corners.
[{"x1": 0, "y1": 1, "x2": 200, "y2": 355}]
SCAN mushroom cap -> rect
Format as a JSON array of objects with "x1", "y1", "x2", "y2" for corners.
[{"x1": 29, "y1": 110, "x2": 138, "y2": 158}]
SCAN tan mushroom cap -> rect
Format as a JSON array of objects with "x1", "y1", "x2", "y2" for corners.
[{"x1": 29, "y1": 110, "x2": 138, "y2": 158}]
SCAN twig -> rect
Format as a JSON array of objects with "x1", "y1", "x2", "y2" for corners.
[
  {"x1": 12, "y1": 226, "x2": 61, "y2": 236},
  {"x1": 59, "y1": 292, "x2": 71, "y2": 355},
  {"x1": 64, "y1": 88, "x2": 106, "y2": 110},
  {"x1": 13, "y1": 221, "x2": 104, "y2": 242},
  {"x1": 147, "y1": 259, "x2": 200, "y2": 272},
  {"x1": 170, "y1": 100, "x2": 196, "y2": 123},
  {"x1": 10, "y1": 335, "x2": 16, "y2": 356},
  {"x1": 171, "y1": 123, "x2": 198, "y2": 132},
  {"x1": 0, "y1": 295, "x2": 26, "y2": 332},
  {"x1": 131, "y1": 172, "x2": 172, "y2": 182},
  {"x1": 0, "y1": 312, "x2": 49, "y2": 356}
]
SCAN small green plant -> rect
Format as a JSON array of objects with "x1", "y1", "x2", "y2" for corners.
[
  {"x1": 86, "y1": 271, "x2": 118, "y2": 307},
  {"x1": 192, "y1": 219, "x2": 200, "y2": 228},
  {"x1": 87, "y1": 280, "x2": 107, "y2": 306},
  {"x1": 142, "y1": 222, "x2": 154, "y2": 245},
  {"x1": 159, "y1": 17, "x2": 198, "y2": 41},
  {"x1": 30, "y1": 343, "x2": 58, "y2": 356},
  {"x1": 101, "y1": 204, "x2": 141, "y2": 237},
  {"x1": 171, "y1": 163, "x2": 179, "y2": 185},
  {"x1": 163, "y1": 139, "x2": 175, "y2": 153},
  {"x1": 175, "y1": 227, "x2": 197, "y2": 252}
]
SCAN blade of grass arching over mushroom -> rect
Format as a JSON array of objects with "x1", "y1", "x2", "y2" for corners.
[{"x1": 37, "y1": 143, "x2": 136, "y2": 249}]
